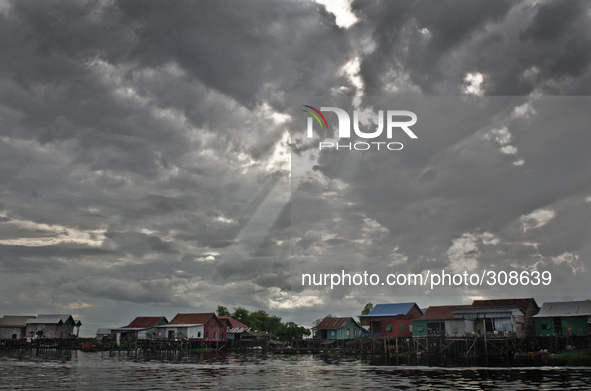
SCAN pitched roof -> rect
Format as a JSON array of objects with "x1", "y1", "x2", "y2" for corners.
[
  {"x1": 418, "y1": 305, "x2": 471, "y2": 320},
  {"x1": 228, "y1": 326, "x2": 251, "y2": 333},
  {"x1": 218, "y1": 316, "x2": 248, "y2": 328},
  {"x1": 313, "y1": 317, "x2": 359, "y2": 330},
  {"x1": 26, "y1": 314, "x2": 76, "y2": 325},
  {"x1": 121, "y1": 316, "x2": 168, "y2": 329},
  {"x1": 168, "y1": 313, "x2": 219, "y2": 326},
  {"x1": 96, "y1": 328, "x2": 111, "y2": 335},
  {"x1": 471, "y1": 298, "x2": 538, "y2": 312},
  {"x1": 359, "y1": 303, "x2": 420, "y2": 318},
  {"x1": 533, "y1": 301, "x2": 591, "y2": 318},
  {"x1": 0, "y1": 316, "x2": 36, "y2": 327}
]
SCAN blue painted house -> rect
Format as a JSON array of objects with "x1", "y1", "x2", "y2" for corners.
[{"x1": 358, "y1": 303, "x2": 423, "y2": 338}]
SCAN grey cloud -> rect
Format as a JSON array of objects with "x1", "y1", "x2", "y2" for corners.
[
  {"x1": 116, "y1": 0, "x2": 352, "y2": 109},
  {"x1": 2, "y1": 1, "x2": 591, "y2": 335},
  {"x1": 352, "y1": 0, "x2": 591, "y2": 95}
]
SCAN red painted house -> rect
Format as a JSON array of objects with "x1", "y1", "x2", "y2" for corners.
[
  {"x1": 111, "y1": 316, "x2": 168, "y2": 340},
  {"x1": 162, "y1": 313, "x2": 225, "y2": 342},
  {"x1": 358, "y1": 303, "x2": 423, "y2": 338}
]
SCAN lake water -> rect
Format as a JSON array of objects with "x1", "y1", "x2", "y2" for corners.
[{"x1": 1, "y1": 350, "x2": 591, "y2": 390}]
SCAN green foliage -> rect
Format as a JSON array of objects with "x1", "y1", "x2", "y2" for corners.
[
  {"x1": 360, "y1": 302, "x2": 373, "y2": 326},
  {"x1": 227, "y1": 306, "x2": 310, "y2": 341},
  {"x1": 232, "y1": 306, "x2": 250, "y2": 324},
  {"x1": 216, "y1": 305, "x2": 231, "y2": 317},
  {"x1": 278, "y1": 321, "x2": 311, "y2": 341},
  {"x1": 361, "y1": 302, "x2": 373, "y2": 315},
  {"x1": 549, "y1": 353, "x2": 590, "y2": 361}
]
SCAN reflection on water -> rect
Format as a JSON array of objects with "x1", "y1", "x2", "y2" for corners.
[{"x1": 1, "y1": 350, "x2": 591, "y2": 390}]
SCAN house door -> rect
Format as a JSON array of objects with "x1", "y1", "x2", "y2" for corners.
[
  {"x1": 484, "y1": 318, "x2": 493, "y2": 333},
  {"x1": 168, "y1": 330, "x2": 175, "y2": 339},
  {"x1": 553, "y1": 317, "x2": 562, "y2": 335}
]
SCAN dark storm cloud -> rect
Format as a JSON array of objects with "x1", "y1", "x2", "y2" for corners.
[
  {"x1": 115, "y1": 0, "x2": 351, "y2": 109},
  {"x1": 291, "y1": 97, "x2": 591, "y2": 301},
  {"x1": 1, "y1": 0, "x2": 591, "y2": 334},
  {"x1": 352, "y1": 0, "x2": 591, "y2": 95},
  {"x1": 0, "y1": 0, "x2": 360, "y2": 332}
]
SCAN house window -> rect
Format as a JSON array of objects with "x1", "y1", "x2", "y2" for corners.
[
  {"x1": 340, "y1": 330, "x2": 343, "y2": 336},
  {"x1": 427, "y1": 322, "x2": 445, "y2": 336},
  {"x1": 213, "y1": 332, "x2": 216, "y2": 338},
  {"x1": 198, "y1": 331, "x2": 201, "y2": 337},
  {"x1": 386, "y1": 324, "x2": 392, "y2": 332},
  {"x1": 541, "y1": 324, "x2": 547, "y2": 330},
  {"x1": 206, "y1": 332, "x2": 209, "y2": 338},
  {"x1": 400, "y1": 324, "x2": 404, "y2": 332},
  {"x1": 347, "y1": 329, "x2": 350, "y2": 336},
  {"x1": 331, "y1": 331, "x2": 335, "y2": 335},
  {"x1": 221, "y1": 332, "x2": 224, "y2": 339}
]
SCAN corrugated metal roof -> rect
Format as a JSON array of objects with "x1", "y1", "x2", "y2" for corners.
[
  {"x1": 111, "y1": 327, "x2": 150, "y2": 332},
  {"x1": 533, "y1": 301, "x2": 591, "y2": 318},
  {"x1": 455, "y1": 306, "x2": 524, "y2": 315},
  {"x1": 121, "y1": 316, "x2": 168, "y2": 329},
  {"x1": 218, "y1": 316, "x2": 248, "y2": 328},
  {"x1": 26, "y1": 314, "x2": 75, "y2": 325},
  {"x1": 359, "y1": 303, "x2": 419, "y2": 318},
  {"x1": 243, "y1": 330, "x2": 269, "y2": 338},
  {"x1": 0, "y1": 316, "x2": 36, "y2": 327},
  {"x1": 96, "y1": 328, "x2": 111, "y2": 334},
  {"x1": 168, "y1": 313, "x2": 218, "y2": 326},
  {"x1": 313, "y1": 317, "x2": 359, "y2": 330},
  {"x1": 472, "y1": 298, "x2": 538, "y2": 312},
  {"x1": 418, "y1": 305, "x2": 471, "y2": 320},
  {"x1": 228, "y1": 327, "x2": 250, "y2": 333},
  {"x1": 156, "y1": 324, "x2": 201, "y2": 327}
]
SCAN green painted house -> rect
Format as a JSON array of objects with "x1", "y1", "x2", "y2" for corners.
[
  {"x1": 533, "y1": 301, "x2": 591, "y2": 336},
  {"x1": 312, "y1": 317, "x2": 362, "y2": 340}
]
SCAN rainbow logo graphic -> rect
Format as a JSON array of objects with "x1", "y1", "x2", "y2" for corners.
[{"x1": 302, "y1": 105, "x2": 329, "y2": 129}]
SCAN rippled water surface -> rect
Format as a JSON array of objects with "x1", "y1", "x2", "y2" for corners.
[{"x1": 1, "y1": 350, "x2": 591, "y2": 390}]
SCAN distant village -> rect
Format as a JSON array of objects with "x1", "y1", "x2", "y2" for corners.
[{"x1": 1, "y1": 298, "x2": 591, "y2": 355}]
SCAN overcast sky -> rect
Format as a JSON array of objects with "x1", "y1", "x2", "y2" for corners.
[{"x1": 1, "y1": 0, "x2": 591, "y2": 336}]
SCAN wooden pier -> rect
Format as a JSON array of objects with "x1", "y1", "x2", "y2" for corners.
[{"x1": 2, "y1": 335, "x2": 590, "y2": 358}]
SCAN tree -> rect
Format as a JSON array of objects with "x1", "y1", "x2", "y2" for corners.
[
  {"x1": 361, "y1": 302, "x2": 373, "y2": 315},
  {"x1": 248, "y1": 309, "x2": 269, "y2": 332},
  {"x1": 216, "y1": 305, "x2": 231, "y2": 317},
  {"x1": 279, "y1": 322, "x2": 311, "y2": 341},
  {"x1": 232, "y1": 306, "x2": 251, "y2": 324},
  {"x1": 224, "y1": 306, "x2": 310, "y2": 342},
  {"x1": 360, "y1": 302, "x2": 373, "y2": 326}
]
